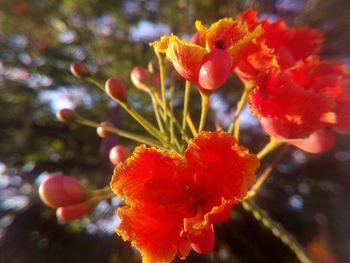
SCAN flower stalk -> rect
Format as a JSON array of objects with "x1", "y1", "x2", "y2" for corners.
[
  {"x1": 242, "y1": 200, "x2": 313, "y2": 263},
  {"x1": 198, "y1": 91, "x2": 210, "y2": 132},
  {"x1": 75, "y1": 116, "x2": 165, "y2": 149}
]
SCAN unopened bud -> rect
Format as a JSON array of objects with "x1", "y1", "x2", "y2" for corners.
[
  {"x1": 56, "y1": 202, "x2": 93, "y2": 221},
  {"x1": 105, "y1": 78, "x2": 127, "y2": 102},
  {"x1": 130, "y1": 66, "x2": 151, "y2": 92},
  {"x1": 96, "y1": 121, "x2": 113, "y2": 138},
  {"x1": 56, "y1": 108, "x2": 76, "y2": 122},
  {"x1": 70, "y1": 63, "x2": 90, "y2": 78},
  {"x1": 109, "y1": 145, "x2": 130, "y2": 165},
  {"x1": 39, "y1": 175, "x2": 87, "y2": 208},
  {"x1": 198, "y1": 48, "x2": 231, "y2": 91},
  {"x1": 187, "y1": 224, "x2": 215, "y2": 254}
]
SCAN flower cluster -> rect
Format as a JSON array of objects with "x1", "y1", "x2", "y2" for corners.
[{"x1": 40, "y1": 8, "x2": 350, "y2": 263}]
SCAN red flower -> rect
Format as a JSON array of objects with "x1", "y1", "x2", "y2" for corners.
[
  {"x1": 151, "y1": 18, "x2": 263, "y2": 91},
  {"x1": 249, "y1": 57, "x2": 350, "y2": 153},
  {"x1": 235, "y1": 9, "x2": 324, "y2": 86},
  {"x1": 110, "y1": 131, "x2": 259, "y2": 262}
]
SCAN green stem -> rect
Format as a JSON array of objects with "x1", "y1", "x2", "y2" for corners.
[
  {"x1": 75, "y1": 116, "x2": 165, "y2": 148},
  {"x1": 198, "y1": 92, "x2": 210, "y2": 133},
  {"x1": 149, "y1": 91, "x2": 165, "y2": 134},
  {"x1": 242, "y1": 200, "x2": 313, "y2": 263},
  {"x1": 182, "y1": 81, "x2": 191, "y2": 143},
  {"x1": 153, "y1": 90, "x2": 190, "y2": 144},
  {"x1": 228, "y1": 87, "x2": 251, "y2": 139},
  {"x1": 88, "y1": 186, "x2": 115, "y2": 205},
  {"x1": 169, "y1": 81, "x2": 175, "y2": 144},
  {"x1": 186, "y1": 114, "x2": 198, "y2": 137},
  {"x1": 86, "y1": 76, "x2": 166, "y2": 145},
  {"x1": 86, "y1": 77, "x2": 105, "y2": 92},
  {"x1": 257, "y1": 137, "x2": 283, "y2": 160},
  {"x1": 155, "y1": 51, "x2": 168, "y2": 128},
  {"x1": 245, "y1": 145, "x2": 289, "y2": 199}
]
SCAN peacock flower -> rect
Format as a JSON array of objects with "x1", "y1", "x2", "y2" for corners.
[
  {"x1": 110, "y1": 131, "x2": 259, "y2": 263},
  {"x1": 235, "y1": 9, "x2": 324, "y2": 86},
  {"x1": 249, "y1": 56, "x2": 350, "y2": 153},
  {"x1": 151, "y1": 18, "x2": 263, "y2": 92}
]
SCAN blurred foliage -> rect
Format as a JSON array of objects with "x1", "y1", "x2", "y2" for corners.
[{"x1": 0, "y1": 0, "x2": 350, "y2": 262}]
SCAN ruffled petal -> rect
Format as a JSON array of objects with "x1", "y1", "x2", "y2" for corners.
[
  {"x1": 183, "y1": 131, "x2": 259, "y2": 232},
  {"x1": 285, "y1": 27, "x2": 323, "y2": 62},
  {"x1": 165, "y1": 35, "x2": 207, "y2": 84},
  {"x1": 250, "y1": 69, "x2": 335, "y2": 138},
  {"x1": 111, "y1": 145, "x2": 194, "y2": 216},
  {"x1": 150, "y1": 35, "x2": 171, "y2": 53},
  {"x1": 116, "y1": 205, "x2": 185, "y2": 263}
]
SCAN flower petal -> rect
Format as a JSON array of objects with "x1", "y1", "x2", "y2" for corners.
[
  {"x1": 116, "y1": 205, "x2": 185, "y2": 263},
  {"x1": 164, "y1": 35, "x2": 206, "y2": 84},
  {"x1": 250, "y1": 69, "x2": 335, "y2": 139},
  {"x1": 111, "y1": 145, "x2": 194, "y2": 216},
  {"x1": 286, "y1": 128, "x2": 335, "y2": 153},
  {"x1": 184, "y1": 131, "x2": 259, "y2": 232}
]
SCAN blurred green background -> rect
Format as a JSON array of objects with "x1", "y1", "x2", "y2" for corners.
[{"x1": 0, "y1": 0, "x2": 349, "y2": 262}]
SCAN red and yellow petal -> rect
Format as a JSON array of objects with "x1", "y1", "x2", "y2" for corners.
[
  {"x1": 116, "y1": 205, "x2": 185, "y2": 263},
  {"x1": 165, "y1": 35, "x2": 207, "y2": 84}
]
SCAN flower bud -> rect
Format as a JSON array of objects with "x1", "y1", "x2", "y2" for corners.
[
  {"x1": 56, "y1": 108, "x2": 76, "y2": 122},
  {"x1": 96, "y1": 121, "x2": 113, "y2": 138},
  {"x1": 187, "y1": 224, "x2": 215, "y2": 254},
  {"x1": 130, "y1": 66, "x2": 151, "y2": 92},
  {"x1": 109, "y1": 145, "x2": 130, "y2": 165},
  {"x1": 70, "y1": 63, "x2": 90, "y2": 78},
  {"x1": 56, "y1": 202, "x2": 92, "y2": 221},
  {"x1": 105, "y1": 78, "x2": 127, "y2": 102},
  {"x1": 39, "y1": 175, "x2": 87, "y2": 208},
  {"x1": 198, "y1": 48, "x2": 231, "y2": 91}
]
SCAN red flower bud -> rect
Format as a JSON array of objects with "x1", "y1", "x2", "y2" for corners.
[
  {"x1": 39, "y1": 175, "x2": 87, "y2": 208},
  {"x1": 130, "y1": 66, "x2": 151, "y2": 92},
  {"x1": 96, "y1": 121, "x2": 113, "y2": 138},
  {"x1": 70, "y1": 63, "x2": 90, "y2": 78},
  {"x1": 105, "y1": 78, "x2": 127, "y2": 102},
  {"x1": 56, "y1": 108, "x2": 76, "y2": 122},
  {"x1": 109, "y1": 145, "x2": 130, "y2": 165},
  {"x1": 187, "y1": 224, "x2": 215, "y2": 254},
  {"x1": 198, "y1": 48, "x2": 231, "y2": 91},
  {"x1": 56, "y1": 202, "x2": 92, "y2": 221}
]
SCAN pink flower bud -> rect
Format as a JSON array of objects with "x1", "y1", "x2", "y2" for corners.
[
  {"x1": 130, "y1": 66, "x2": 151, "y2": 92},
  {"x1": 56, "y1": 202, "x2": 92, "y2": 221},
  {"x1": 187, "y1": 224, "x2": 215, "y2": 254},
  {"x1": 109, "y1": 145, "x2": 130, "y2": 165},
  {"x1": 70, "y1": 63, "x2": 90, "y2": 78},
  {"x1": 198, "y1": 48, "x2": 231, "y2": 91},
  {"x1": 56, "y1": 108, "x2": 76, "y2": 122},
  {"x1": 105, "y1": 78, "x2": 127, "y2": 102},
  {"x1": 96, "y1": 121, "x2": 113, "y2": 138},
  {"x1": 39, "y1": 175, "x2": 87, "y2": 208}
]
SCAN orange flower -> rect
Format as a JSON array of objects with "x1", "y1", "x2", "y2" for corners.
[
  {"x1": 235, "y1": 9, "x2": 324, "y2": 86},
  {"x1": 111, "y1": 131, "x2": 259, "y2": 262},
  {"x1": 249, "y1": 57, "x2": 350, "y2": 153},
  {"x1": 151, "y1": 18, "x2": 263, "y2": 91}
]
